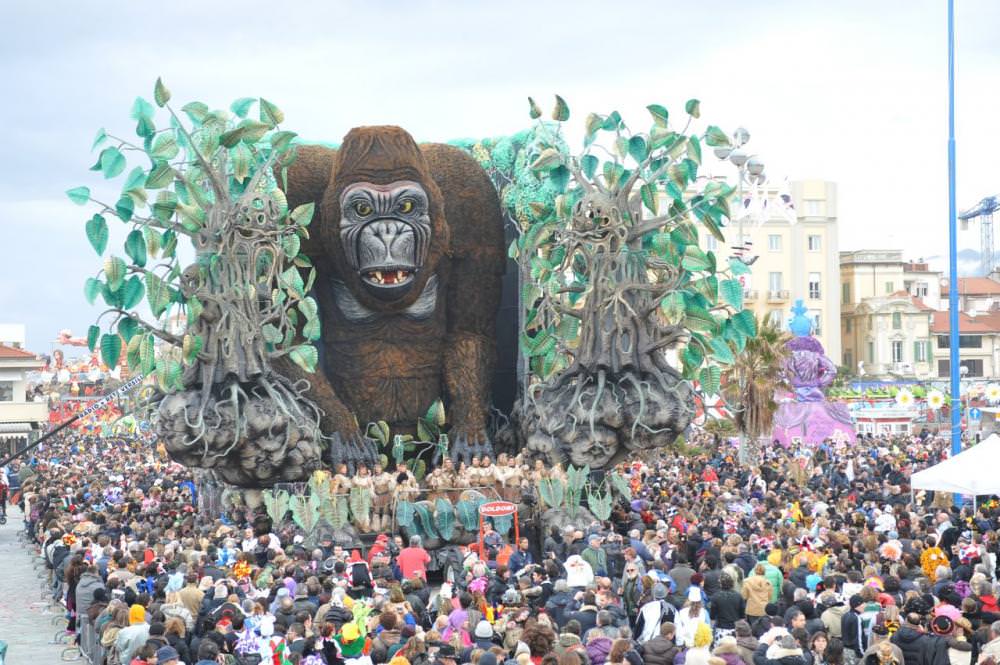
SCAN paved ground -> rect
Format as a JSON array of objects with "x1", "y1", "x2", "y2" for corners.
[{"x1": 0, "y1": 511, "x2": 76, "y2": 662}]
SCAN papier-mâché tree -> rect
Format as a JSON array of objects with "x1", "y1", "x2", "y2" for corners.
[{"x1": 69, "y1": 79, "x2": 324, "y2": 486}]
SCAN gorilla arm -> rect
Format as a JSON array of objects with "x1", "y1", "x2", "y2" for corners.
[{"x1": 423, "y1": 145, "x2": 506, "y2": 462}]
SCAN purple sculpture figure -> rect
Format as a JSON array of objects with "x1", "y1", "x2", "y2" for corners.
[{"x1": 771, "y1": 300, "x2": 857, "y2": 447}]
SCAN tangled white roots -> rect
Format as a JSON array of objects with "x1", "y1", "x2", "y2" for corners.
[
  {"x1": 155, "y1": 373, "x2": 324, "y2": 487},
  {"x1": 520, "y1": 368, "x2": 695, "y2": 468}
]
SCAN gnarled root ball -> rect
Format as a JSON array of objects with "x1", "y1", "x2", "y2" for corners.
[
  {"x1": 156, "y1": 377, "x2": 324, "y2": 488},
  {"x1": 519, "y1": 369, "x2": 695, "y2": 469}
]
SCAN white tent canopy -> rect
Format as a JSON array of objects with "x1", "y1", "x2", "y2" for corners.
[{"x1": 911, "y1": 433, "x2": 1000, "y2": 496}]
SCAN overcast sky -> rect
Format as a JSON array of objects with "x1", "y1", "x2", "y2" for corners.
[{"x1": 1, "y1": 0, "x2": 998, "y2": 352}]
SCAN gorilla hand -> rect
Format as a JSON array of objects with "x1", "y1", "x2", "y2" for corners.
[
  {"x1": 449, "y1": 427, "x2": 493, "y2": 466},
  {"x1": 327, "y1": 430, "x2": 379, "y2": 475}
]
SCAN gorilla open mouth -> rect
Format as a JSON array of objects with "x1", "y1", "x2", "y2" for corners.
[{"x1": 361, "y1": 266, "x2": 416, "y2": 287}]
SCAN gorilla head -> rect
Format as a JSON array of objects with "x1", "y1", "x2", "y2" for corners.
[{"x1": 322, "y1": 126, "x2": 449, "y2": 307}]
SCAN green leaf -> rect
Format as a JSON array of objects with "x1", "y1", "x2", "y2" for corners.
[
  {"x1": 219, "y1": 127, "x2": 246, "y2": 148},
  {"x1": 115, "y1": 196, "x2": 135, "y2": 222},
  {"x1": 303, "y1": 317, "x2": 321, "y2": 341},
  {"x1": 104, "y1": 256, "x2": 126, "y2": 292},
  {"x1": 146, "y1": 272, "x2": 169, "y2": 317},
  {"x1": 120, "y1": 275, "x2": 145, "y2": 309},
  {"x1": 685, "y1": 306, "x2": 718, "y2": 334},
  {"x1": 660, "y1": 292, "x2": 685, "y2": 325},
  {"x1": 530, "y1": 148, "x2": 563, "y2": 171},
  {"x1": 85, "y1": 214, "x2": 108, "y2": 255},
  {"x1": 182, "y1": 334, "x2": 203, "y2": 364},
  {"x1": 704, "y1": 125, "x2": 730, "y2": 147},
  {"x1": 552, "y1": 95, "x2": 570, "y2": 121},
  {"x1": 99, "y1": 147, "x2": 126, "y2": 179},
  {"x1": 699, "y1": 365, "x2": 722, "y2": 395},
  {"x1": 237, "y1": 119, "x2": 270, "y2": 142},
  {"x1": 259, "y1": 98, "x2": 284, "y2": 126},
  {"x1": 100, "y1": 333, "x2": 122, "y2": 369},
  {"x1": 628, "y1": 136, "x2": 648, "y2": 163},
  {"x1": 732, "y1": 309, "x2": 757, "y2": 337},
  {"x1": 527, "y1": 96, "x2": 542, "y2": 119},
  {"x1": 91, "y1": 128, "x2": 107, "y2": 151},
  {"x1": 181, "y1": 101, "x2": 209, "y2": 124},
  {"x1": 270, "y1": 130, "x2": 297, "y2": 153},
  {"x1": 720, "y1": 279, "x2": 743, "y2": 310},
  {"x1": 581, "y1": 154, "x2": 599, "y2": 180},
  {"x1": 687, "y1": 135, "x2": 702, "y2": 165},
  {"x1": 145, "y1": 160, "x2": 174, "y2": 189},
  {"x1": 640, "y1": 183, "x2": 658, "y2": 214},
  {"x1": 685, "y1": 98, "x2": 701, "y2": 118},
  {"x1": 118, "y1": 317, "x2": 139, "y2": 343},
  {"x1": 131, "y1": 96, "x2": 154, "y2": 121},
  {"x1": 230, "y1": 97, "x2": 255, "y2": 118},
  {"x1": 289, "y1": 345, "x2": 318, "y2": 373},
  {"x1": 584, "y1": 113, "x2": 603, "y2": 143},
  {"x1": 84, "y1": 278, "x2": 102, "y2": 305},
  {"x1": 230, "y1": 142, "x2": 251, "y2": 183},
  {"x1": 153, "y1": 77, "x2": 171, "y2": 107},
  {"x1": 709, "y1": 338, "x2": 735, "y2": 365},
  {"x1": 290, "y1": 202, "x2": 315, "y2": 226},
  {"x1": 647, "y1": 104, "x2": 669, "y2": 126},
  {"x1": 66, "y1": 186, "x2": 90, "y2": 205},
  {"x1": 150, "y1": 133, "x2": 179, "y2": 160},
  {"x1": 728, "y1": 257, "x2": 751, "y2": 276},
  {"x1": 124, "y1": 230, "x2": 147, "y2": 267},
  {"x1": 135, "y1": 115, "x2": 155, "y2": 139},
  {"x1": 85, "y1": 325, "x2": 100, "y2": 352},
  {"x1": 682, "y1": 245, "x2": 711, "y2": 271},
  {"x1": 153, "y1": 190, "x2": 177, "y2": 222}
]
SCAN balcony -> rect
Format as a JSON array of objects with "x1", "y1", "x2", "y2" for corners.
[
  {"x1": 767, "y1": 289, "x2": 790, "y2": 302},
  {"x1": 743, "y1": 289, "x2": 759, "y2": 301},
  {"x1": 0, "y1": 401, "x2": 48, "y2": 424}
]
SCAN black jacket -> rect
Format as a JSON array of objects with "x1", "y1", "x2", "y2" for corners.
[
  {"x1": 711, "y1": 590, "x2": 746, "y2": 629},
  {"x1": 891, "y1": 626, "x2": 950, "y2": 665},
  {"x1": 640, "y1": 636, "x2": 680, "y2": 665},
  {"x1": 842, "y1": 610, "x2": 866, "y2": 656},
  {"x1": 565, "y1": 605, "x2": 598, "y2": 636}
]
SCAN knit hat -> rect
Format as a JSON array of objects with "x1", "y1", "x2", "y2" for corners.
[
  {"x1": 475, "y1": 620, "x2": 493, "y2": 639},
  {"x1": 653, "y1": 583, "x2": 668, "y2": 600},
  {"x1": 155, "y1": 645, "x2": 180, "y2": 662},
  {"x1": 694, "y1": 622, "x2": 712, "y2": 648},
  {"x1": 688, "y1": 586, "x2": 702, "y2": 603},
  {"x1": 129, "y1": 604, "x2": 145, "y2": 625},
  {"x1": 734, "y1": 620, "x2": 752, "y2": 637}
]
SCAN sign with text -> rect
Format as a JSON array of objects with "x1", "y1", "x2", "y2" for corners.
[{"x1": 479, "y1": 500, "x2": 517, "y2": 517}]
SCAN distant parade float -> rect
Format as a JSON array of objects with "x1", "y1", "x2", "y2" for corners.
[{"x1": 771, "y1": 300, "x2": 856, "y2": 446}]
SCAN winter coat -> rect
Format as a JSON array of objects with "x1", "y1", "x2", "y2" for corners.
[
  {"x1": 946, "y1": 638, "x2": 973, "y2": 665},
  {"x1": 842, "y1": 610, "x2": 866, "y2": 657},
  {"x1": 567, "y1": 606, "x2": 600, "y2": 637},
  {"x1": 555, "y1": 633, "x2": 584, "y2": 655},
  {"x1": 371, "y1": 628, "x2": 401, "y2": 664},
  {"x1": 712, "y1": 590, "x2": 746, "y2": 629},
  {"x1": 75, "y1": 571, "x2": 104, "y2": 621},
  {"x1": 686, "y1": 645, "x2": 714, "y2": 665},
  {"x1": 743, "y1": 576, "x2": 773, "y2": 618},
  {"x1": 641, "y1": 636, "x2": 680, "y2": 665},
  {"x1": 737, "y1": 636, "x2": 761, "y2": 665},
  {"x1": 752, "y1": 643, "x2": 808, "y2": 665},
  {"x1": 980, "y1": 636, "x2": 1000, "y2": 663},
  {"x1": 821, "y1": 605, "x2": 847, "y2": 639},
  {"x1": 862, "y1": 641, "x2": 904, "y2": 665},
  {"x1": 547, "y1": 591, "x2": 576, "y2": 627},
  {"x1": 587, "y1": 635, "x2": 614, "y2": 665},
  {"x1": 715, "y1": 641, "x2": 748, "y2": 665},
  {"x1": 891, "y1": 627, "x2": 950, "y2": 665}
]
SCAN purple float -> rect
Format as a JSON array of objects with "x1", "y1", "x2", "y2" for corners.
[{"x1": 771, "y1": 300, "x2": 857, "y2": 447}]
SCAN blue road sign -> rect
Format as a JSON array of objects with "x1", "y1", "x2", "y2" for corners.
[{"x1": 970, "y1": 407, "x2": 982, "y2": 421}]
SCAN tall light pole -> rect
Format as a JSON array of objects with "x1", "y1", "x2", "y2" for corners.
[{"x1": 947, "y1": 0, "x2": 961, "y2": 459}]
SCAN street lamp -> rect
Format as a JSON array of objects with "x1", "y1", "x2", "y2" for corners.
[{"x1": 714, "y1": 127, "x2": 766, "y2": 265}]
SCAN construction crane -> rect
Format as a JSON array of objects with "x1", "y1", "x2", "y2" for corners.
[{"x1": 959, "y1": 195, "x2": 1000, "y2": 276}]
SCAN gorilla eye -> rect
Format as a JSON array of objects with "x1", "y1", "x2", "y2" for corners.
[
  {"x1": 353, "y1": 201, "x2": 373, "y2": 217},
  {"x1": 398, "y1": 199, "x2": 415, "y2": 214}
]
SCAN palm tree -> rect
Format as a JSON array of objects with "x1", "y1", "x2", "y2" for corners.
[{"x1": 722, "y1": 314, "x2": 791, "y2": 459}]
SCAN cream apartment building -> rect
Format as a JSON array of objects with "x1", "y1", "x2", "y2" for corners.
[{"x1": 700, "y1": 179, "x2": 841, "y2": 361}]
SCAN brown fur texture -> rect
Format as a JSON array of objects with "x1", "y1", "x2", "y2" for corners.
[{"x1": 274, "y1": 126, "x2": 505, "y2": 466}]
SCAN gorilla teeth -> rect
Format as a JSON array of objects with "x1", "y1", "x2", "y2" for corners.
[{"x1": 364, "y1": 269, "x2": 411, "y2": 285}]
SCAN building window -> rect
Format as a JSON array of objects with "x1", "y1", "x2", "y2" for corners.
[
  {"x1": 767, "y1": 310, "x2": 783, "y2": 326},
  {"x1": 808, "y1": 272, "x2": 821, "y2": 299},
  {"x1": 891, "y1": 340, "x2": 903, "y2": 363},
  {"x1": 885, "y1": 281, "x2": 894, "y2": 294},
  {"x1": 845, "y1": 318, "x2": 852, "y2": 333},
  {"x1": 0, "y1": 381, "x2": 12, "y2": 402},
  {"x1": 842, "y1": 283, "x2": 851, "y2": 304},
  {"x1": 914, "y1": 282, "x2": 928, "y2": 298},
  {"x1": 805, "y1": 200, "x2": 823, "y2": 216},
  {"x1": 868, "y1": 341, "x2": 875, "y2": 362},
  {"x1": 914, "y1": 340, "x2": 929, "y2": 362},
  {"x1": 868, "y1": 315, "x2": 873, "y2": 330},
  {"x1": 939, "y1": 359, "x2": 985, "y2": 377},
  {"x1": 769, "y1": 272, "x2": 783, "y2": 292},
  {"x1": 768, "y1": 234, "x2": 782, "y2": 252},
  {"x1": 808, "y1": 235, "x2": 821, "y2": 251},
  {"x1": 892, "y1": 312, "x2": 902, "y2": 329},
  {"x1": 706, "y1": 236, "x2": 718, "y2": 251},
  {"x1": 937, "y1": 335, "x2": 983, "y2": 349},
  {"x1": 811, "y1": 311, "x2": 822, "y2": 335},
  {"x1": 844, "y1": 350, "x2": 853, "y2": 367}
]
